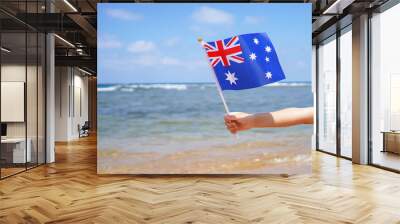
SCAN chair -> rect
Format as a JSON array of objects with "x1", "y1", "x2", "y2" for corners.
[{"x1": 78, "y1": 121, "x2": 90, "y2": 138}]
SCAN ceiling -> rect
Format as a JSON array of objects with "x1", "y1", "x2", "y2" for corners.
[{"x1": 0, "y1": 0, "x2": 391, "y2": 75}]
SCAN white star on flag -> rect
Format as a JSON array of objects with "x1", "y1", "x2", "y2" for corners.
[
  {"x1": 265, "y1": 72, "x2": 272, "y2": 79},
  {"x1": 265, "y1": 46, "x2": 272, "y2": 53},
  {"x1": 253, "y1": 38, "x2": 259, "y2": 45},
  {"x1": 225, "y1": 70, "x2": 238, "y2": 85},
  {"x1": 249, "y1": 53, "x2": 257, "y2": 60},
  {"x1": 265, "y1": 56, "x2": 270, "y2": 62}
]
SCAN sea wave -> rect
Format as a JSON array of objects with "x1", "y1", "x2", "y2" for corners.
[
  {"x1": 200, "y1": 84, "x2": 217, "y2": 90},
  {"x1": 120, "y1": 87, "x2": 135, "y2": 92},
  {"x1": 128, "y1": 84, "x2": 187, "y2": 90},
  {"x1": 98, "y1": 84, "x2": 188, "y2": 92},
  {"x1": 267, "y1": 82, "x2": 311, "y2": 87},
  {"x1": 98, "y1": 85, "x2": 121, "y2": 92},
  {"x1": 98, "y1": 82, "x2": 310, "y2": 92}
]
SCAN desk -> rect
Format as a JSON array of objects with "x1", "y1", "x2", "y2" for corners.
[
  {"x1": 1, "y1": 138, "x2": 31, "y2": 163},
  {"x1": 382, "y1": 131, "x2": 400, "y2": 154}
]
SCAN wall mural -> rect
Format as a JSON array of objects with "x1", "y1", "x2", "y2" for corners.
[{"x1": 97, "y1": 3, "x2": 312, "y2": 174}]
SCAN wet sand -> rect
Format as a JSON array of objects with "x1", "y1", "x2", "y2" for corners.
[{"x1": 98, "y1": 136, "x2": 311, "y2": 174}]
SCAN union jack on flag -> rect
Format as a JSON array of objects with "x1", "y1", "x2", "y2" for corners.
[
  {"x1": 202, "y1": 36, "x2": 244, "y2": 67},
  {"x1": 201, "y1": 33, "x2": 285, "y2": 90}
]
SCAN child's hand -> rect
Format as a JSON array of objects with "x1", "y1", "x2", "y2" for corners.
[
  {"x1": 224, "y1": 112, "x2": 253, "y2": 134},
  {"x1": 224, "y1": 107, "x2": 313, "y2": 133}
]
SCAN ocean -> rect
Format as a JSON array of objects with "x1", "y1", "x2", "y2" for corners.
[{"x1": 98, "y1": 82, "x2": 313, "y2": 174}]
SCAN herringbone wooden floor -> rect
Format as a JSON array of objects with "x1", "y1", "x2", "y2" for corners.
[{"x1": 1, "y1": 135, "x2": 400, "y2": 224}]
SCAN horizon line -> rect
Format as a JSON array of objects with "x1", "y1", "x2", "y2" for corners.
[{"x1": 98, "y1": 80, "x2": 312, "y2": 85}]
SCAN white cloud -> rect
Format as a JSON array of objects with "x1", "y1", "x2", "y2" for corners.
[
  {"x1": 102, "y1": 40, "x2": 208, "y2": 69},
  {"x1": 106, "y1": 9, "x2": 142, "y2": 21},
  {"x1": 103, "y1": 55, "x2": 208, "y2": 70},
  {"x1": 192, "y1": 6, "x2": 233, "y2": 25},
  {"x1": 128, "y1": 40, "x2": 156, "y2": 53},
  {"x1": 243, "y1": 16, "x2": 262, "y2": 25},
  {"x1": 98, "y1": 36, "x2": 122, "y2": 49}
]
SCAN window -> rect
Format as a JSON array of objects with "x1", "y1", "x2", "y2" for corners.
[
  {"x1": 339, "y1": 27, "x2": 352, "y2": 158},
  {"x1": 0, "y1": 1, "x2": 46, "y2": 179},
  {"x1": 370, "y1": 3, "x2": 400, "y2": 171},
  {"x1": 1, "y1": 28, "x2": 28, "y2": 178},
  {"x1": 317, "y1": 35, "x2": 337, "y2": 154}
]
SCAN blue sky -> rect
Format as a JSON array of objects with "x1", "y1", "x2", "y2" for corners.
[{"x1": 98, "y1": 3, "x2": 311, "y2": 84}]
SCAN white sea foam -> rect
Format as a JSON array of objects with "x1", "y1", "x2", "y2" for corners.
[
  {"x1": 98, "y1": 84, "x2": 188, "y2": 92},
  {"x1": 266, "y1": 82, "x2": 311, "y2": 87},
  {"x1": 200, "y1": 84, "x2": 216, "y2": 90},
  {"x1": 98, "y1": 85, "x2": 120, "y2": 92},
  {"x1": 98, "y1": 82, "x2": 309, "y2": 92},
  {"x1": 120, "y1": 88, "x2": 135, "y2": 92},
  {"x1": 129, "y1": 84, "x2": 188, "y2": 90}
]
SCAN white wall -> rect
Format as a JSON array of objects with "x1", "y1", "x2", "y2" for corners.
[
  {"x1": 1, "y1": 82, "x2": 25, "y2": 122},
  {"x1": 55, "y1": 66, "x2": 70, "y2": 141},
  {"x1": 72, "y1": 73, "x2": 89, "y2": 138},
  {"x1": 1, "y1": 63, "x2": 46, "y2": 164},
  {"x1": 1, "y1": 65, "x2": 26, "y2": 139},
  {"x1": 1, "y1": 65, "x2": 25, "y2": 129},
  {"x1": 1, "y1": 65, "x2": 41, "y2": 138},
  {"x1": 55, "y1": 67, "x2": 89, "y2": 141}
]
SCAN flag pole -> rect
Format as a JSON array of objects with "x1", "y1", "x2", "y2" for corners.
[
  {"x1": 197, "y1": 37, "x2": 230, "y2": 114},
  {"x1": 198, "y1": 37, "x2": 238, "y2": 138}
]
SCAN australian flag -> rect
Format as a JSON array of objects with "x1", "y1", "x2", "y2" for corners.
[{"x1": 202, "y1": 33, "x2": 285, "y2": 90}]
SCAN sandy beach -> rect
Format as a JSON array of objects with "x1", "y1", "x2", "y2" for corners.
[{"x1": 98, "y1": 135, "x2": 311, "y2": 174}]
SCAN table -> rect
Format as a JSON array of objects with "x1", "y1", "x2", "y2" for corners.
[
  {"x1": 382, "y1": 131, "x2": 400, "y2": 154},
  {"x1": 1, "y1": 138, "x2": 31, "y2": 163}
]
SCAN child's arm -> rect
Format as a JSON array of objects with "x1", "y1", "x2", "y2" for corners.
[{"x1": 224, "y1": 107, "x2": 314, "y2": 134}]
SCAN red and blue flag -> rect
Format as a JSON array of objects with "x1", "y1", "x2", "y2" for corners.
[{"x1": 202, "y1": 33, "x2": 285, "y2": 90}]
